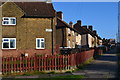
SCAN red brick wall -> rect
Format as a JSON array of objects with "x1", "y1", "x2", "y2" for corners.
[{"x1": 2, "y1": 49, "x2": 53, "y2": 57}]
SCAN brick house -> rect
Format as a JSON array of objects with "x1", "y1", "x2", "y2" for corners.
[
  {"x1": 56, "y1": 12, "x2": 82, "y2": 49},
  {"x1": 74, "y1": 20, "x2": 102, "y2": 48},
  {"x1": 1, "y1": 2, "x2": 57, "y2": 57},
  {"x1": 92, "y1": 30, "x2": 102, "y2": 47}
]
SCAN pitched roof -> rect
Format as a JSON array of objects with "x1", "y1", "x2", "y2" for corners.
[
  {"x1": 74, "y1": 23, "x2": 88, "y2": 35},
  {"x1": 74, "y1": 23, "x2": 102, "y2": 39},
  {"x1": 56, "y1": 17, "x2": 81, "y2": 34},
  {"x1": 14, "y1": 2, "x2": 55, "y2": 17}
]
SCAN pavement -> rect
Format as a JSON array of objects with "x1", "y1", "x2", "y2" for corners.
[
  {"x1": 5, "y1": 48, "x2": 118, "y2": 79},
  {"x1": 72, "y1": 48, "x2": 118, "y2": 79}
]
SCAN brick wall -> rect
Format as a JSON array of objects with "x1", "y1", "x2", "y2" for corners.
[{"x1": 2, "y1": 2, "x2": 57, "y2": 56}]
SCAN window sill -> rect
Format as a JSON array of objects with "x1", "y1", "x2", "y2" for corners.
[
  {"x1": 2, "y1": 24, "x2": 16, "y2": 26},
  {"x1": 35, "y1": 48, "x2": 45, "y2": 50},
  {"x1": 2, "y1": 49, "x2": 16, "y2": 51}
]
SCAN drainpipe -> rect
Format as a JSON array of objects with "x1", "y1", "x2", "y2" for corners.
[{"x1": 51, "y1": 18, "x2": 54, "y2": 55}]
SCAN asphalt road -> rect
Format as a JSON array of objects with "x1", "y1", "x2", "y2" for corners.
[{"x1": 72, "y1": 48, "x2": 118, "y2": 79}]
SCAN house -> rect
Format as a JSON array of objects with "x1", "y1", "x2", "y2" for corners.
[
  {"x1": 74, "y1": 20, "x2": 102, "y2": 48},
  {"x1": 91, "y1": 30, "x2": 102, "y2": 47},
  {"x1": 56, "y1": 12, "x2": 82, "y2": 49},
  {"x1": 1, "y1": 1, "x2": 57, "y2": 57},
  {"x1": 74, "y1": 20, "x2": 94, "y2": 48}
]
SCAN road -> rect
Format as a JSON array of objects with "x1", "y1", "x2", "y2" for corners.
[{"x1": 72, "y1": 48, "x2": 118, "y2": 79}]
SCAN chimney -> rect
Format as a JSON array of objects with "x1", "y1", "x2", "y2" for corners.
[
  {"x1": 82, "y1": 25, "x2": 87, "y2": 29},
  {"x1": 46, "y1": 0, "x2": 52, "y2": 3},
  {"x1": 93, "y1": 30, "x2": 97, "y2": 34},
  {"x1": 69, "y1": 21, "x2": 73, "y2": 28},
  {"x1": 88, "y1": 25, "x2": 93, "y2": 31},
  {"x1": 77, "y1": 20, "x2": 82, "y2": 26},
  {"x1": 57, "y1": 11, "x2": 63, "y2": 20}
]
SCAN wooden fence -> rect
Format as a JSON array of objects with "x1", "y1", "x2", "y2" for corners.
[{"x1": 2, "y1": 49, "x2": 95, "y2": 75}]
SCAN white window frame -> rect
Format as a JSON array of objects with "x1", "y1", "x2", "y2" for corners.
[
  {"x1": 2, "y1": 17, "x2": 16, "y2": 25},
  {"x1": 36, "y1": 38, "x2": 45, "y2": 49},
  {"x1": 72, "y1": 41, "x2": 75, "y2": 48},
  {"x1": 72, "y1": 31, "x2": 74, "y2": 36},
  {"x1": 2, "y1": 38, "x2": 16, "y2": 49},
  {"x1": 68, "y1": 40, "x2": 71, "y2": 48},
  {"x1": 68, "y1": 28, "x2": 70, "y2": 34}
]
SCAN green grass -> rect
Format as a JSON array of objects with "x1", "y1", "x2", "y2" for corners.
[{"x1": 77, "y1": 57, "x2": 94, "y2": 69}]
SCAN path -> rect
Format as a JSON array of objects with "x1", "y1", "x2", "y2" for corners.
[{"x1": 72, "y1": 48, "x2": 118, "y2": 78}]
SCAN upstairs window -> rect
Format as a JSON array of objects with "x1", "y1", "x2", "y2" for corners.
[
  {"x1": 2, "y1": 38, "x2": 16, "y2": 49},
  {"x1": 68, "y1": 28, "x2": 70, "y2": 34},
  {"x1": 72, "y1": 31, "x2": 74, "y2": 36},
  {"x1": 36, "y1": 38, "x2": 45, "y2": 49},
  {"x1": 2, "y1": 17, "x2": 16, "y2": 25}
]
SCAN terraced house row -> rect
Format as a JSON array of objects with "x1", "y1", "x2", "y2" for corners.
[{"x1": 0, "y1": 1, "x2": 102, "y2": 57}]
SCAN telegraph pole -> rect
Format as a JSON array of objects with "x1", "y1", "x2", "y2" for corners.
[{"x1": 118, "y1": 1, "x2": 120, "y2": 44}]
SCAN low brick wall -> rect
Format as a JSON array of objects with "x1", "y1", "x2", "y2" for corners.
[
  {"x1": 70, "y1": 49, "x2": 94, "y2": 67},
  {"x1": 2, "y1": 49, "x2": 53, "y2": 57}
]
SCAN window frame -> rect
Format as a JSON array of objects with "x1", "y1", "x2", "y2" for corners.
[
  {"x1": 2, "y1": 38, "x2": 16, "y2": 49},
  {"x1": 72, "y1": 31, "x2": 74, "y2": 36},
  {"x1": 68, "y1": 40, "x2": 71, "y2": 48},
  {"x1": 2, "y1": 17, "x2": 16, "y2": 25},
  {"x1": 68, "y1": 28, "x2": 70, "y2": 34},
  {"x1": 36, "y1": 38, "x2": 45, "y2": 49}
]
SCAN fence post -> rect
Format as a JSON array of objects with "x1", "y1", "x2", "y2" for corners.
[
  {"x1": 34, "y1": 55, "x2": 36, "y2": 71},
  {"x1": 2, "y1": 58, "x2": 3, "y2": 74},
  {"x1": 54, "y1": 55, "x2": 56, "y2": 71}
]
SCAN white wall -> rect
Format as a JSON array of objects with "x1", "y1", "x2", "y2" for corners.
[
  {"x1": 76, "y1": 34, "x2": 81, "y2": 48},
  {"x1": 88, "y1": 34, "x2": 94, "y2": 48}
]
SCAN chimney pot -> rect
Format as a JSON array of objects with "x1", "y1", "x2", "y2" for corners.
[
  {"x1": 46, "y1": 0, "x2": 52, "y2": 3},
  {"x1": 57, "y1": 11, "x2": 63, "y2": 20},
  {"x1": 93, "y1": 30, "x2": 97, "y2": 34},
  {"x1": 69, "y1": 21, "x2": 73, "y2": 28},
  {"x1": 77, "y1": 20, "x2": 82, "y2": 26},
  {"x1": 82, "y1": 25, "x2": 87, "y2": 29},
  {"x1": 88, "y1": 25, "x2": 93, "y2": 31}
]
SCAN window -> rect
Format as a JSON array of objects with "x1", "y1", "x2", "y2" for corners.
[
  {"x1": 72, "y1": 31, "x2": 74, "y2": 36},
  {"x1": 36, "y1": 38, "x2": 45, "y2": 49},
  {"x1": 68, "y1": 40, "x2": 70, "y2": 48},
  {"x1": 72, "y1": 42, "x2": 75, "y2": 48},
  {"x1": 2, "y1": 17, "x2": 16, "y2": 25},
  {"x1": 68, "y1": 28, "x2": 70, "y2": 34},
  {"x1": 2, "y1": 38, "x2": 16, "y2": 49}
]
